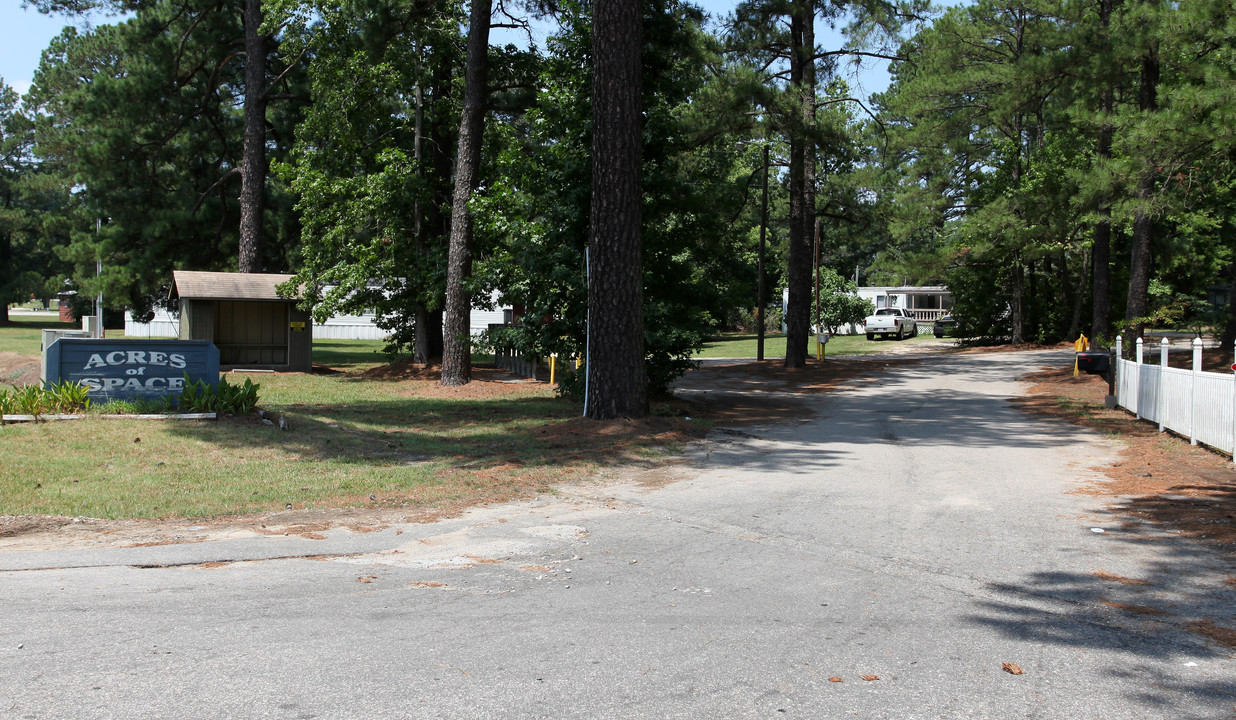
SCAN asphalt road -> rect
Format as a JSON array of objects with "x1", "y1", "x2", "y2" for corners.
[{"x1": 2, "y1": 349, "x2": 1233, "y2": 719}]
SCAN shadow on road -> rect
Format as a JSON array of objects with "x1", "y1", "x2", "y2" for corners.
[{"x1": 964, "y1": 525, "x2": 1236, "y2": 717}]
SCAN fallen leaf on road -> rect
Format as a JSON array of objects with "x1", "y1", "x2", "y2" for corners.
[
  {"x1": 828, "y1": 677, "x2": 843, "y2": 683},
  {"x1": 861, "y1": 675, "x2": 880, "y2": 681},
  {"x1": 1003, "y1": 662, "x2": 1024, "y2": 675}
]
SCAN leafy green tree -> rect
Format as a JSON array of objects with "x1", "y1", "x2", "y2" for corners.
[
  {"x1": 30, "y1": 0, "x2": 304, "y2": 275},
  {"x1": 812, "y1": 267, "x2": 872, "y2": 332},
  {"x1": 276, "y1": 0, "x2": 465, "y2": 361},
  {"x1": 880, "y1": 0, "x2": 1083, "y2": 344},
  {"x1": 26, "y1": 3, "x2": 304, "y2": 318},
  {"x1": 0, "y1": 80, "x2": 74, "y2": 323}
]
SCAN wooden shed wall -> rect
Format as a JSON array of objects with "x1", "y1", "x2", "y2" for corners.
[
  {"x1": 179, "y1": 299, "x2": 214, "y2": 341},
  {"x1": 287, "y1": 307, "x2": 313, "y2": 372},
  {"x1": 176, "y1": 298, "x2": 310, "y2": 371},
  {"x1": 213, "y1": 300, "x2": 288, "y2": 367}
]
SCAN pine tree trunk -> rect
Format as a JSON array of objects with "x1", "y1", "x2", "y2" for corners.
[
  {"x1": 0, "y1": 228, "x2": 11, "y2": 324},
  {"x1": 784, "y1": 0, "x2": 815, "y2": 368},
  {"x1": 1221, "y1": 261, "x2": 1236, "y2": 351},
  {"x1": 441, "y1": 0, "x2": 492, "y2": 387},
  {"x1": 1091, "y1": 207, "x2": 1111, "y2": 338},
  {"x1": 1067, "y1": 248, "x2": 1089, "y2": 341},
  {"x1": 1011, "y1": 259, "x2": 1025, "y2": 345},
  {"x1": 1125, "y1": 42, "x2": 1159, "y2": 340},
  {"x1": 586, "y1": 0, "x2": 646, "y2": 419},
  {"x1": 1126, "y1": 202, "x2": 1153, "y2": 338},
  {"x1": 238, "y1": 0, "x2": 267, "y2": 274}
]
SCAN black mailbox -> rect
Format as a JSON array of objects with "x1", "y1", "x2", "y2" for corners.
[{"x1": 1076, "y1": 351, "x2": 1110, "y2": 375}]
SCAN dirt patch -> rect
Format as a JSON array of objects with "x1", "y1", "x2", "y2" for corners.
[
  {"x1": 0, "y1": 352, "x2": 40, "y2": 388},
  {"x1": 0, "y1": 506, "x2": 461, "y2": 553},
  {"x1": 0, "y1": 514, "x2": 75, "y2": 537}
]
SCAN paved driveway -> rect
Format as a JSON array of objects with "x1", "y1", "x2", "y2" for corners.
[{"x1": 2, "y1": 350, "x2": 1233, "y2": 719}]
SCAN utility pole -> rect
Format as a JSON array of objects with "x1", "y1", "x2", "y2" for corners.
[
  {"x1": 813, "y1": 217, "x2": 821, "y2": 359},
  {"x1": 757, "y1": 145, "x2": 769, "y2": 361},
  {"x1": 95, "y1": 218, "x2": 103, "y2": 338}
]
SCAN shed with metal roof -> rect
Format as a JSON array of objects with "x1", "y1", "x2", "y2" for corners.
[{"x1": 170, "y1": 270, "x2": 312, "y2": 372}]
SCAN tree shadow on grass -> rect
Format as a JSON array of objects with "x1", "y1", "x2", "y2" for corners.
[{"x1": 163, "y1": 394, "x2": 703, "y2": 476}]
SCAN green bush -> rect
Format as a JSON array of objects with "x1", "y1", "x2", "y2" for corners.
[
  {"x1": 0, "y1": 382, "x2": 92, "y2": 419},
  {"x1": 215, "y1": 376, "x2": 260, "y2": 414},
  {"x1": 726, "y1": 306, "x2": 784, "y2": 334},
  {"x1": 178, "y1": 376, "x2": 216, "y2": 412},
  {"x1": 47, "y1": 380, "x2": 91, "y2": 414},
  {"x1": 177, "y1": 373, "x2": 260, "y2": 414}
]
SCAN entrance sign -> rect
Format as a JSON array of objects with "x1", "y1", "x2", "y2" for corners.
[{"x1": 44, "y1": 338, "x2": 219, "y2": 401}]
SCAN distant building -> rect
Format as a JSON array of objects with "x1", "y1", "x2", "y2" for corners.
[
  {"x1": 856, "y1": 286, "x2": 953, "y2": 321},
  {"x1": 783, "y1": 285, "x2": 954, "y2": 335},
  {"x1": 128, "y1": 286, "x2": 509, "y2": 343}
]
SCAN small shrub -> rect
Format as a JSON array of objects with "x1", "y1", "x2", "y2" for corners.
[
  {"x1": 13, "y1": 385, "x2": 45, "y2": 417},
  {"x1": 215, "y1": 376, "x2": 260, "y2": 414},
  {"x1": 46, "y1": 380, "x2": 91, "y2": 414},
  {"x1": 96, "y1": 399, "x2": 141, "y2": 414},
  {"x1": 178, "y1": 375, "x2": 217, "y2": 413},
  {"x1": 726, "y1": 306, "x2": 784, "y2": 334},
  {"x1": 177, "y1": 373, "x2": 261, "y2": 414}
]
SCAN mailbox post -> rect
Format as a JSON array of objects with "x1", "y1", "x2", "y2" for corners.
[{"x1": 816, "y1": 333, "x2": 829, "y2": 361}]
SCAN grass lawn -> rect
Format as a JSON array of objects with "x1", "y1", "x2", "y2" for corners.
[
  {"x1": 696, "y1": 331, "x2": 943, "y2": 358},
  {"x1": 2, "y1": 322, "x2": 695, "y2": 520},
  {"x1": 0, "y1": 317, "x2": 80, "y2": 357}
]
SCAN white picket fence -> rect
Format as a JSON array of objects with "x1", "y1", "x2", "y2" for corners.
[{"x1": 1114, "y1": 335, "x2": 1236, "y2": 459}]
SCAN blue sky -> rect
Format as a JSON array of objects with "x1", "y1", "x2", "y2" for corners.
[{"x1": 1, "y1": 1, "x2": 893, "y2": 101}]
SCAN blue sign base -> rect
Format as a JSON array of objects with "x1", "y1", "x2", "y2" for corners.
[{"x1": 44, "y1": 339, "x2": 220, "y2": 402}]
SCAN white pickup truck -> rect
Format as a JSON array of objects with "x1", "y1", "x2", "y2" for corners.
[{"x1": 864, "y1": 307, "x2": 918, "y2": 340}]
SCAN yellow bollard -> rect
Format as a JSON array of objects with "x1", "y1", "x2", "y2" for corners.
[{"x1": 549, "y1": 355, "x2": 557, "y2": 384}]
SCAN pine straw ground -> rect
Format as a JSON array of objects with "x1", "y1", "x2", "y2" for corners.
[{"x1": 1014, "y1": 366, "x2": 1236, "y2": 549}]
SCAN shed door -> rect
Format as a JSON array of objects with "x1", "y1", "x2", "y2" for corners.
[{"x1": 213, "y1": 301, "x2": 288, "y2": 366}]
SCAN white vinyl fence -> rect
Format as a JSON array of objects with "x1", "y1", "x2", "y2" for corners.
[{"x1": 1114, "y1": 335, "x2": 1236, "y2": 460}]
